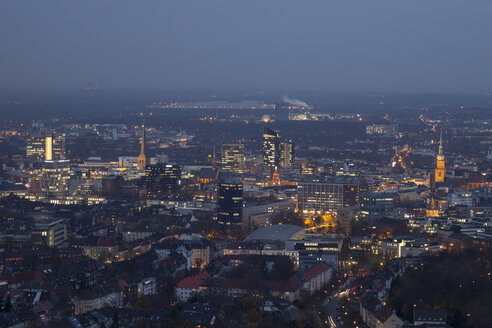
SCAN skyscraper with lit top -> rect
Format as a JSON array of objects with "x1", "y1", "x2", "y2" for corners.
[
  {"x1": 221, "y1": 144, "x2": 245, "y2": 174},
  {"x1": 262, "y1": 127, "x2": 280, "y2": 168}
]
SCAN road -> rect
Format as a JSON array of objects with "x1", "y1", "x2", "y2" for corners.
[
  {"x1": 322, "y1": 277, "x2": 355, "y2": 327},
  {"x1": 324, "y1": 297, "x2": 339, "y2": 328}
]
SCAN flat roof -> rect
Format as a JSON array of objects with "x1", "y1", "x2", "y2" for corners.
[{"x1": 245, "y1": 224, "x2": 305, "y2": 243}]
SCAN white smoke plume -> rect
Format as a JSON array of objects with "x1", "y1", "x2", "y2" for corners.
[{"x1": 282, "y1": 95, "x2": 309, "y2": 107}]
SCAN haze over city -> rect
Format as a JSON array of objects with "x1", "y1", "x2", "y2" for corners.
[
  {"x1": 1, "y1": 1, "x2": 492, "y2": 328},
  {"x1": 1, "y1": 0, "x2": 492, "y2": 93}
]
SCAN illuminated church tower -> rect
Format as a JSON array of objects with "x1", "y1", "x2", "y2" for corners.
[
  {"x1": 138, "y1": 124, "x2": 147, "y2": 170},
  {"x1": 426, "y1": 197, "x2": 439, "y2": 217},
  {"x1": 435, "y1": 129, "x2": 445, "y2": 183}
]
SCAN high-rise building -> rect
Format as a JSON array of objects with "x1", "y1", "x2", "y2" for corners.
[
  {"x1": 217, "y1": 179, "x2": 243, "y2": 227},
  {"x1": 52, "y1": 134, "x2": 66, "y2": 160},
  {"x1": 26, "y1": 134, "x2": 65, "y2": 162},
  {"x1": 221, "y1": 144, "x2": 245, "y2": 174},
  {"x1": 280, "y1": 141, "x2": 295, "y2": 167},
  {"x1": 262, "y1": 128, "x2": 295, "y2": 168},
  {"x1": 297, "y1": 180, "x2": 360, "y2": 214},
  {"x1": 435, "y1": 129, "x2": 445, "y2": 183},
  {"x1": 262, "y1": 127, "x2": 281, "y2": 168},
  {"x1": 145, "y1": 163, "x2": 181, "y2": 197},
  {"x1": 41, "y1": 160, "x2": 71, "y2": 198},
  {"x1": 45, "y1": 136, "x2": 53, "y2": 161},
  {"x1": 26, "y1": 135, "x2": 46, "y2": 161},
  {"x1": 359, "y1": 192, "x2": 394, "y2": 224},
  {"x1": 138, "y1": 124, "x2": 147, "y2": 170}
]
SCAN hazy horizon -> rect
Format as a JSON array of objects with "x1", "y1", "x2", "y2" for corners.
[{"x1": 1, "y1": 0, "x2": 492, "y2": 94}]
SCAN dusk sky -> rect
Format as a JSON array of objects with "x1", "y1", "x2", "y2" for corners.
[{"x1": 1, "y1": 0, "x2": 491, "y2": 93}]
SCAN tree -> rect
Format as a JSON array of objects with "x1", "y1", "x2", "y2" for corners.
[
  {"x1": 135, "y1": 317, "x2": 149, "y2": 328},
  {"x1": 270, "y1": 256, "x2": 295, "y2": 281},
  {"x1": 242, "y1": 296, "x2": 259, "y2": 312},
  {"x1": 111, "y1": 309, "x2": 119, "y2": 328},
  {"x1": 134, "y1": 295, "x2": 151, "y2": 310},
  {"x1": 271, "y1": 210, "x2": 302, "y2": 226},
  {"x1": 244, "y1": 309, "x2": 262, "y2": 328},
  {"x1": 296, "y1": 310, "x2": 323, "y2": 328},
  {"x1": 388, "y1": 246, "x2": 492, "y2": 327},
  {"x1": 4, "y1": 296, "x2": 11, "y2": 313}
]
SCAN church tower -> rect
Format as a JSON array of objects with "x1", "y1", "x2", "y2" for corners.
[
  {"x1": 426, "y1": 197, "x2": 440, "y2": 217},
  {"x1": 435, "y1": 129, "x2": 445, "y2": 183},
  {"x1": 138, "y1": 123, "x2": 147, "y2": 170}
]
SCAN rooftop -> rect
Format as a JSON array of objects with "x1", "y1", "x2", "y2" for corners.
[{"x1": 245, "y1": 224, "x2": 305, "y2": 243}]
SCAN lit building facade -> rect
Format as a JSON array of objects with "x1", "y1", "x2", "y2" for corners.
[
  {"x1": 26, "y1": 134, "x2": 46, "y2": 161},
  {"x1": 359, "y1": 192, "x2": 394, "y2": 224},
  {"x1": 31, "y1": 219, "x2": 67, "y2": 247},
  {"x1": 262, "y1": 128, "x2": 295, "y2": 168},
  {"x1": 145, "y1": 163, "x2": 181, "y2": 197},
  {"x1": 262, "y1": 127, "x2": 281, "y2": 168},
  {"x1": 41, "y1": 160, "x2": 71, "y2": 198},
  {"x1": 26, "y1": 134, "x2": 65, "y2": 162},
  {"x1": 221, "y1": 144, "x2": 245, "y2": 174},
  {"x1": 280, "y1": 141, "x2": 295, "y2": 167},
  {"x1": 297, "y1": 181, "x2": 360, "y2": 214}
]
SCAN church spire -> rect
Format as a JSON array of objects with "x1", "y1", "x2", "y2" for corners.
[
  {"x1": 138, "y1": 122, "x2": 147, "y2": 170},
  {"x1": 139, "y1": 123, "x2": 146, "y2": 157},
  {"x1": 435, "y1": 127, "x2": 445, "y2": 183},
  {"x1": 438, "y1": 128, "x2": 443, "y2": 156}
]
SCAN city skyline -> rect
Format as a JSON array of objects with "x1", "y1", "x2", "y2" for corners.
[{"x1": 1, "y1": 1, "x2": 492, "y2": 328}]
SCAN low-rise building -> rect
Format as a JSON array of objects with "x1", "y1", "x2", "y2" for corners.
[{"x1": 175, "y1": 271, "x2": 210, "y2": 302}]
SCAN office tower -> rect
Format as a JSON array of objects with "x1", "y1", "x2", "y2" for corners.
[
  {"x1": 221, "y1": 144, "x2": 245, "y2": 174},
  {"x1": 262, "y1": 128, "x2": 295, "y2": 168},
  {"x1": 359, "y1": 192, "x2": 394, "y2": 224},
  {"x1": 138, "y1": 124, "x2": 147, "y2": 170},
  {"x1": 297, "y1": 180, "x2": 360, "y2": 214},
  {"x1": 145, "y1": 163, "x2": 181, "y2": 197},
  {"x1": 280, "y1": 140, "x2": 294, "y2": 167},
  {"x1": 26, "y1": 135, "x2": 46, "y2": 161},
  {"x1": 262, "y1": 127, "x2": 281, "y2": 168},
  {"x1": 217, "y1": 178, "x2": 243, "y2": 227},
  {"x1": 26, "y1": 134, "x2": 66, "y2": 162},
  {"x1": 52, "y1": 134, "x2": 66, "y2": 160},
  {"x1": 435, "y1": 129, "x2": 445, "y2": 183},
  {"x1": 41, "y1": 160, "x2": 71, "y2": 198}
]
